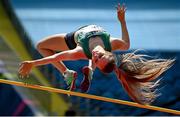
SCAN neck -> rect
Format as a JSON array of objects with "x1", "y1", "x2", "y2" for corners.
[
  {"x1": 91, "y1": 45, "x2": 104, "y2": 52},
  {"x1": 89, "y1": 37, "x2": 104, "y2": 52}
]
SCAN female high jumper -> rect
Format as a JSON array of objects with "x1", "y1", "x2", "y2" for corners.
[{"x1": 18, "y1": 3, "x2": 174, "y2": 104}]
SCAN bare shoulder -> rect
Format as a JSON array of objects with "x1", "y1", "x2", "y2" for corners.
[{"x1": 110, "y1": 37, "x2": 129, "y2": 51}]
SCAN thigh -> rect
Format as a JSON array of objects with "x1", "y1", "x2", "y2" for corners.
[{"x1": 37, "y1": 33, "x2": 70, "y2": 51}]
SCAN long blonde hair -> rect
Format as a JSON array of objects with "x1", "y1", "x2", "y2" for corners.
[{"x1": 114, "y1": 50, "x2": 175, "y2": 104}]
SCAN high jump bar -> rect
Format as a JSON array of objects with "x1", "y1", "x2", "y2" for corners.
[{"x1": 0, "y1": 79, "x2": 179, "y2": 115}]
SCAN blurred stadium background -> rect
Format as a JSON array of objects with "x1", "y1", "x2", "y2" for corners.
[{"x1": 0, "y1": 0, "x2": 179, "y2": 116}]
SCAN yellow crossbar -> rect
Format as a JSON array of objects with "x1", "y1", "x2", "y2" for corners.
[{"x1": 0, "y1": 79, "x2": 179, "y2": 115}]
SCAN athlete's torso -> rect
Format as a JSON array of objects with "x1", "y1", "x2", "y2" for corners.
[{"x1": 74, "y1": 25, "x2": 112, "y2": 58}]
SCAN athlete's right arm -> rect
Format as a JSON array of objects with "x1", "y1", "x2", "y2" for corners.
[{"x1": 18, "y1": 46, "x2": 87, "y2": 77}]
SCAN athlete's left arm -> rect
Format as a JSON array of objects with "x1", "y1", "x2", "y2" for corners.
[
  {"x1": 110, "y1": 3, "x2": 130, "y2": 51},
  {"x1": 18, "y1": 46, "x2": 87, "y2": 77}
]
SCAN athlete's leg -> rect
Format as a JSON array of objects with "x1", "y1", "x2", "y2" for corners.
[
  {"x1": 80, "y1": 60, "x2": 93, "y2": 93},
  {"x1": 36, "y1": 34, "x2": 69, "y2": 73},
  {"x1": 36, "y1": 33, "x2": 78, "y2": 90}
]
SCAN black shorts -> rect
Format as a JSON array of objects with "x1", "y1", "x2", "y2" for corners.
[
  {"x1": 64, "y1": 31, "x2": 77, "y2": 50},
  {"x1": 64, "y1": 25, "x2": 89, "y2": 49}
]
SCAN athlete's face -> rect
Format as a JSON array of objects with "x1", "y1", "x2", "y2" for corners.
[{"x1": 92, "y1": 47, "x2": 109, "y2": 71}]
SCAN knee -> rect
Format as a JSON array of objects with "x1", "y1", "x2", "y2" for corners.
[{"x1": 36, "y1": 41, "x2": 44, "y2": 50}]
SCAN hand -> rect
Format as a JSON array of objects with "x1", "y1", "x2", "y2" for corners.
[
  {"x1": 116, "y1": 3, "x2": 127, "y2": 23},
  {"x1": 18, "y1": 61, "x2": 33, "y2": 78}
]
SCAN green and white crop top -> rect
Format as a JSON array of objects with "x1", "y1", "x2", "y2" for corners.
[{"x1": 75, "y1": 25, "x2": 112, "y2": 58}]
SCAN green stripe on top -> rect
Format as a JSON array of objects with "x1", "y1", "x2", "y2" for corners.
[
  {"x1": 76, "y1": 30, "x2": 112, "y2": 58},
  {"x1": 75, "y1": 25, "x2": 111, "y2": 59}
]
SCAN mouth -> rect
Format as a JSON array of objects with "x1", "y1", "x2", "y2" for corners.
[{"x1": 92, "y1": 51, "x2": 98, "y2": 57}]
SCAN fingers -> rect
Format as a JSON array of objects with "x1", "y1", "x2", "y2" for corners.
[
  {"x1": 18, "y1": 63, "x2": 25, "y2": 76},
  {"x1": 18, "y1": 62, "x2": 30, "y2": 79},
  {"x1": 18, "y1": 73, "x2": 30, "y2": 79},
  {"x1": 116, "y1": 3, "x2": 127, "y2": 12},
  {"x1": 18, "y1": 70, "x2": 29, "y2": 79},
  {"x1": 122, "y1": 3, "x2": 127, "y2": 12},
  {"x1": 115, "y1": 3, "x2": 121, "y2": 11}
]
